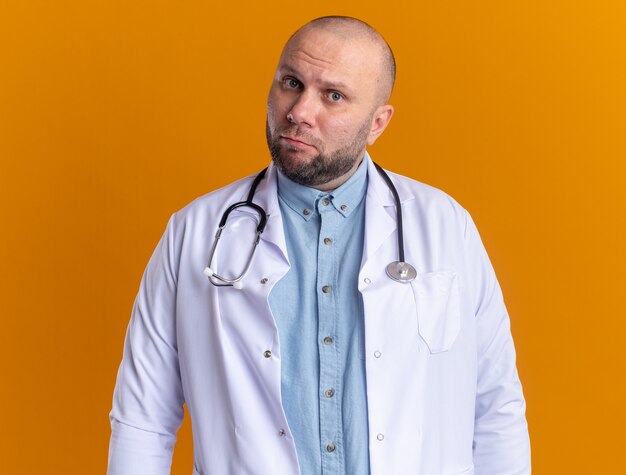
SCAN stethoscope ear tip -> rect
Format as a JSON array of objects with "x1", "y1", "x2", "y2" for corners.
[
  {"x1": 233, "y1": 281, "x2": 244, "y2": 290},
  {"x1": 203, "y1": 267, "x2": 214, "y2": 277}
]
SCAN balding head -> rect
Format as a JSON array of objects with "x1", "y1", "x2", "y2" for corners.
[{"x1": 287, "y1": 16, "x2": 396, "y2": 104}]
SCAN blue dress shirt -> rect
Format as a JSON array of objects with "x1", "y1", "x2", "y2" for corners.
[{"x1": 268, "y1": 158, "x2": 370, "y2": 475}]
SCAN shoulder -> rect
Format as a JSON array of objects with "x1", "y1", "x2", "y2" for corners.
[
  {"x1": 170, "y1": 173, "x2": 258, "y2": 226},
  {"x1": 379, "y1": 168, "x2": 470, "y2": 226}
]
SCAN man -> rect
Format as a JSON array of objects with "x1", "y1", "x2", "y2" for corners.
[{"x1": 108, "y1": 16, "x2": 530, "y2": 475}]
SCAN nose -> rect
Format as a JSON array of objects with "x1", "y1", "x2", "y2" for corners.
[{"x1": 287, "y1": 91, "x2": 317, "y2": 127}]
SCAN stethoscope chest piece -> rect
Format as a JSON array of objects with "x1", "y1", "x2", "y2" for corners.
[{"x1": 386, "y1": 261, "x2": 417, "y2": 283}]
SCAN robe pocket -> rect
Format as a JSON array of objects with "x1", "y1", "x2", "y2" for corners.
[{"x1": 411, "y1": 270, "x2": 461, "y2": 354}]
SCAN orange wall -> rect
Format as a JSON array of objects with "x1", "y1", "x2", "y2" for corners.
[{"x1": 1, "y1": 1, "x2": 625, "y2": 473}]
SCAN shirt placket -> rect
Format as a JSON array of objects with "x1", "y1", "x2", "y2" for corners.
[{"x1": 316, "y1": 194, "x2": 343, "y2": 474}]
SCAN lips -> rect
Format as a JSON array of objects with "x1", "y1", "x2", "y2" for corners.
[{"x1": 280, "y1": 135, "x2": 316, "y2": 150}]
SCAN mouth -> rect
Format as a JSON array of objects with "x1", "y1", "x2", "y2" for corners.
[{"x1": 280, "y1": 135, "x2": 316, "y2": 150}]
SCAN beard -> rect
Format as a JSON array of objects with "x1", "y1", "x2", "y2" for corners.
[{"x1": 266, "y1": 118, "x2": 371, "y2": 188}]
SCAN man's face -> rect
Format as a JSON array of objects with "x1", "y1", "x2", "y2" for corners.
[{"x1": 266, "y1": 27, "x2": 392, "y2": 189}]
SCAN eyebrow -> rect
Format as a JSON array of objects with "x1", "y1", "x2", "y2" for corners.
[{"x1": 279, "y1": 64, "x2": 352, "y2": 93}]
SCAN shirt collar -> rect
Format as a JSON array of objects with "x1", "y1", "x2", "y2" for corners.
[{"x1": 276, "y1": 154, "x2": 369, "y2": 221}]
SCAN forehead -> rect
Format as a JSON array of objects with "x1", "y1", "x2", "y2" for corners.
[{"x1": 278, "y1": 28, "x2": 382, "y2": 91}]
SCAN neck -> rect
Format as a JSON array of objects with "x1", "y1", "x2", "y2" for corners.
[{"x1": 315, "y1": 156, "x2": 364, "y2": 192}]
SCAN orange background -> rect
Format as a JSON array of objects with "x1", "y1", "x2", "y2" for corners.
[{"x1": 1, "y1": 1, "x2": 625, "y2": 473}]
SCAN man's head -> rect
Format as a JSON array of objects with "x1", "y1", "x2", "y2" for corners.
[{"x1": 266, "y1": 16, "x2": 396, "y2": 191}]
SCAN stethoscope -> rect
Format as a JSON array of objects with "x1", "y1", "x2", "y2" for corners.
[{"x1": 203, "y1": 163, "x2": 417, "y2": 289}]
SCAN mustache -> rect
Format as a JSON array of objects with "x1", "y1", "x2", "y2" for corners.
[{"x1": 278, "y1": 126, "x2": 319, "y2": 145}]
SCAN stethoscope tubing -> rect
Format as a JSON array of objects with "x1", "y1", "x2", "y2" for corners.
[
  {"x1": 373, "y1": 162, "x2": 406, "y2": 263},
  {"x1": 204, "y1": 162, "x2": 417, "y2": 288}
]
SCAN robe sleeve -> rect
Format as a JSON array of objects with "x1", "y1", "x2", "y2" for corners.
[
  {"x1": 464, "y1": 211, "x2": 531, "y2": 474},
  {"x1": 107, "y1": 214, "x2": 185, "y2": 475}
]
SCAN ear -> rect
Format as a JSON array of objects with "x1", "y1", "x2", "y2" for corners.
[{"x1": 367, "y1": 104, "x2": 394, "y2": 146}]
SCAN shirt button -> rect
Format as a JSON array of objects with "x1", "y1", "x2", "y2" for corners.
[
  {"x1": 263, "y1": 350, "x2": 272, "y2": 358},
  {"x1": 326, "y1": 443, "x2": 336, "y2": 453},
  {"x1": 323, "y1": 237, "x2": 332, "y2": 246},
  {"x1": 321, "y1": 198, "x2": 330, "y2": 206},
  {"x1": 363, "y1": 277, "x2": 371, "y2": 284},
  {"x1": 324, "y1": 388, "x2": 335, "y2": 398},
  {"x1": 278, "y1": 428, "x2": 286, "y2": 437},
  {"x1": 303, "y1": 208, "x2": 312, "y2": 216},
  {"x1": 322, "y1": 285, "x2": 332, "y2": 293},
  {"x1": 374, "y1": 350, "x2": 382, "y2": 358},
  {"x1": 340, "y1": 204, "x2": 348, "y2": 212},
  {"x1": 260, "y1": 277, "x2": 268, "y2": 284},
  {"x1": 377, "y1": 433, "x2": 385, "y2": 441},
  {"x1": 323, "y1": 336, "x2": 333, "y2": 345}
]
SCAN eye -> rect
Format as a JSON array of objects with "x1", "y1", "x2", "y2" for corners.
[
  {"x1": 283, "y1": 77, "x2": 301, "y2": 89},
  {"x1": 328, "y1": 91, "x2": 344, "y2": 102}
]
